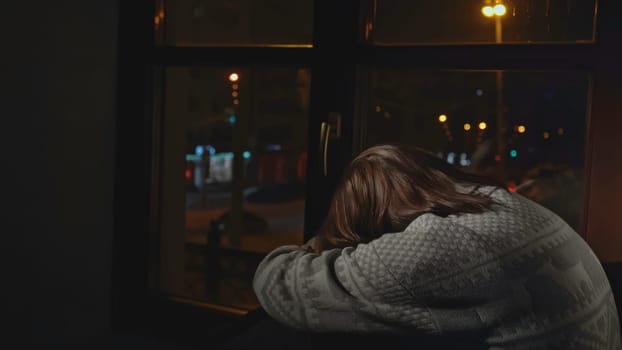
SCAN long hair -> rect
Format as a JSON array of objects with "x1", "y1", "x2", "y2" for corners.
[{"x1": 314, "y1": 144, "x2": 504, "y2": 252}]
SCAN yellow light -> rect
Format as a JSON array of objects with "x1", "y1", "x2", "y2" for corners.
[
  {"x1": 543, "y1": 131, "x2": 550, "y2": 139},
  {"x1": 438, "y1": 114, "x2": 448, "y2": 123},
  {"x1": 464, "y1": 123, "x2": 471, "y2": 131},
  {"x1": 232, "y1": 91, "x2": 239, "y2": 97},
  {"x1": 228, "y1": 73, "x2": 239, "y2": 82},
  {"x1": 233, "y1": 99, "x2": 240, "y2": 105},
  {"x1": 517, "y1": 125, "x2": 526, "y2": 134},
  {"x1": 482, "y1": 6, "x2": 494, "y2": 17},
  {"x1": 232, "y1": 83, "x2": 239, "y2": 90},
  {"x1": 493, "y1": 4, "x2": 507, "y2": 16},
  {"x1": 479, "y1": 122, "x2": 487, "y2": 130}
]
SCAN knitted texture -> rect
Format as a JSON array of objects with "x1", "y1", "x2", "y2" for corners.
[{"x1": 253, "y1": 186, "x2": 622, "y2": 349}]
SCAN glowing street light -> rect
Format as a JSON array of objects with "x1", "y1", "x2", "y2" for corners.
[
  {"x1": 479, "y1": 122, "x2": 487, "y2": 130},
  {"x1": 517, "y1": 125, "x2": 526, "y2": 134},
  {"x1": 482, "y1": 1, "x2": 506, "y2": 43},
  {"x1": 493, "y1": 4, "x2": 507, "y2": 16},
  {"x1": 482, "y1": 3, "x2": 506, "y2": 17},
  {"x1": 228, "y1": 73, "x2": 239, "y2": 82},
  {"x1": 438, "y1": 114, "x2": 448, "y2": 123},
  {"x1": 464, "y1": 123, "x2": 472, "y2": 131},
  {"x1": 481, "y1": 1, "x2": 506, "y2": 159}
]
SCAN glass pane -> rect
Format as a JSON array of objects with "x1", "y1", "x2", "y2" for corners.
[
  {"x1": 158, "y1": 66, "x2": 310, "y2": 310},
  {"x1": 365, "y1": 69, "x2": 589, "y2": 231},
  {"x1": 371, "y1": 0, "x2": 597, "y2": 45},
  {"x1": 157, "y1": 0, "x2": 313, "y2": 46}
]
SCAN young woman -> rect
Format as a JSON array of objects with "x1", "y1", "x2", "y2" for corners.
[{"x1": 251, "y1": 144, "x2": 621, "y2": 349}]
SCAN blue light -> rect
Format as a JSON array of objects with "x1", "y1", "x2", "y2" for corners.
[
  {"x1": 459, "y1": 153, "x2": 471, "y2": 166},
  {"x1": 206, "y1": 145, "x2": 216, "y2": 155},
  {"x1": 229, "y1": 115, "x2": 236, "y2": 124},
  {"x1": 243, "y1": 151, "x2": 251, "y2": 159},
  {"x1": 211, "y1": 152, "x2": 233, "y2": 160},
  {"x1": 510, "y1": 149, "x2": 518, "y2": 158},
  {"x1": 195, "y1": 145, "x2": 204, "y2": 156},
  {"x1": 447, "y1": 152, "x2": 456, "y2": 164}
]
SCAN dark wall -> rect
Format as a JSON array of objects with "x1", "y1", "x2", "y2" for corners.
[{"x1": 3, "y1": 0, "x2": 118, "y2": 346}]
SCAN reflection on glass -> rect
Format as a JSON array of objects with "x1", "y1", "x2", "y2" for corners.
[
  {"x1": 159, "y1": 0, "x2": 313, "y2": 46},
  {"x1": 159, "y1": 67, "x2": 310, "y2": 311},
  {"x1": 371, "y1": 0, "x2": 597, "y2": 44},
  {"x1": 366, "y1": 70, "x2": 589, "y2": 231}
]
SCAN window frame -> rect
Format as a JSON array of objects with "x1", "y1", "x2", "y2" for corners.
[{"x1": 112, "y1": 0, "x2": 620, "y2": 344}]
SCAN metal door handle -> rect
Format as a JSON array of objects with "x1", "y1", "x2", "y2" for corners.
[{"x1": 320, "y1": 122, "x2": 331, "y2": 176}]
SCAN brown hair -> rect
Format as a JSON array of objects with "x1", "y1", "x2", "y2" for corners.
[{"x1": 314, "y1": 144, "x2": 504, "y2": 252}]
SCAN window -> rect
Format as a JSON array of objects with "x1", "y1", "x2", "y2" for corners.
[
  {"x1": 362, "y1": 69, "x2": 590, "y2": 230},
  {"x1": 370, "y1": 0, "x2": 597, "y2": 44},
  {"x1": 114, "y1": 0, "x2": 622, "y2": 341},
  {"x1": 158, "y1": 66, "x2": 310, "y2": 310},
  {"x1": 158, "y1": 0, "x2": 313, "y2": 46}
]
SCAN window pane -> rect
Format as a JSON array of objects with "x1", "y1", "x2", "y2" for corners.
[
  {"x1": 370, "y1": 0, "x2": 596, "y2": 45},
  {"x1": 158, "y1": 66, "x2": 310, "y2": 310},
  {"x1": 157, "y1": 0, "x2": 313, "y2": 46},
  {"x1": 365, "y1": 69, "x2": 589, "y2": 231}
]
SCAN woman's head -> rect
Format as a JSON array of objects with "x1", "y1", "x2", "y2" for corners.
[{"x1": 316, "y1": 144, "x2": 502, "y2": 251}]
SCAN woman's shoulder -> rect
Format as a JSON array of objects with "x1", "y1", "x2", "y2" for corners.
[{"x1": 367, "y1": 214, "x2": 498, "y2": 288}]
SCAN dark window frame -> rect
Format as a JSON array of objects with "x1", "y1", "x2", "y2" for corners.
[{"x1": 112, "y1": 0, "x2": 618, "y2": 345}]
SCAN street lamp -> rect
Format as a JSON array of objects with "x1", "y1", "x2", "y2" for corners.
[
  {"x1": 493, "y1": 4, "x2": 507, "y2": 16},
  {"x1": 481, "y1": 1, "x2": 506, "y2": 43},
  {"x1": 228, "y1": 72, "x2": 239, "y2": 82},
  {"x1": 481, "y1": 6, "x2": 494, "y2": 17},
  {"x1": 482, "y1": 1, "x2": 507, "y2": 175}
]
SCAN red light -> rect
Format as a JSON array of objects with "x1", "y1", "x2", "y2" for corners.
[
  {"x1": 507, "y1": 182, "x2": 517, "y2": 192},
  {"x1": 494, "y1": 154, "x2": 501, "y2": 162},
  {"x1": 184, "y1": 162, "x2": 195, "y2": 183}
]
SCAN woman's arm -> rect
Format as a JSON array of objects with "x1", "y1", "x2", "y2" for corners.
[{"x1": 252, "y1": 240, "x2": 438, "y2": 333}]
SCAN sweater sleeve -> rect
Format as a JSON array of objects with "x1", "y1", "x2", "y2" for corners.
[{"x1": 252, "y1": 240, "x2": 439, "y2": 333}]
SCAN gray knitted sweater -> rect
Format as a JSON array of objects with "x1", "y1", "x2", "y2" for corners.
[{"x1": 253, "y1": 186, "x2": 621, "y2": 349}]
